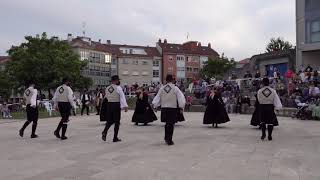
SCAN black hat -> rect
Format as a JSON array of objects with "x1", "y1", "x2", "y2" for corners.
[
  {"x1": 62, "y1": 77, "x2": 70, "y2": 84},
  {"x1": 26, "y1": 79, "x2": 35, "y2": 86},
  {"x1": 111, "y1": 75, "x2": 120, "y2": 81},
  {"x1": 262, "y1": 77, "x2": 270, "y2": 86},
  {"x1": 166, "y1": 74, "x2": 174, "y2": 82}
]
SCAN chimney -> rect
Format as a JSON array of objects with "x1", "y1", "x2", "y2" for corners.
[
  {"x1": 107, "y1": 40, "x2": 111, "y2": 45},
  {"x1": 67, "y1": 33, "x2": 73, "y2": 42},
  {"x1": 52, "y1": 36, "x2": 59, "y2": 41},
  {"x1": 158, "y1": 39, "x2": 161, "y2": 43},
  {"x1": 164, "y1": 39, "x2": 167, "y2": 44},
  {"x1": 198, "y1": 42, "x2": 201, "y2": 47},
  {"x1": 208, "y1": 43, "x2": 211, "y2": 48}
]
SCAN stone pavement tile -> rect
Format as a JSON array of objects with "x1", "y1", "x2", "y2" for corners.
[{"x1": 1, "y1": 112, "x2": 320, "y2": 180}]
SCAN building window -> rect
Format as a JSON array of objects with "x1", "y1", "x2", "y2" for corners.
[
  {"x1": 142, "y1": 61, "x2": 148, "y2": 65},
  {"x1": 104, "y1": 54, "x2": 111, "y2": 64},
  {"x1": 153, "y1": 60, "x2": 159, "y2": 67},
  {"x1": 169, "y1": 56, "x2": 173, "y2": 61},
  {"x1": 193, "y1": 68, "x2": 199, "y2": 72},
  {"x1": 112, "y1": 58, "x2": 116, "y2": 65},
  {"x1": 122, "y1": 59, "x2": 129, "y2": 64},
  {"x1": 310, "y1": 20, "x2": 320, "y2": 43},
  {"x1": 186, "y1": 67, "x2": 192, "y2": 72},
  {"x1": 168, "y1": 67, "x2": 173, "y2": 72},
  {"x1": 132, "y1": 71, "x2": 139, "y2": 76},
  {"x1": 153, "y1": 70, "x2": 160, "y2": 78},
  {"x1": 130, "y1": 49, "x2": 133, "y2": 54}
]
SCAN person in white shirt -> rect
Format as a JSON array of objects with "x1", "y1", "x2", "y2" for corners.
[
  {"x1": 257, "y1": 78, "x2": 282, "y2": 141},
  {"x1": 52, "y1": 78, "x2": 76, "y2": 140},
  {"x1": 308, "y1": 81, "x2": 320, "y2": 97},
  {"x1": 152, "y1": 75, "x2": 186, "y2": 146},
  {"x1": 101, "y1": 75, "x2": 128, "y2": 142},
  {"x1": 19, "y1": 80, "x2": 39, "y2": 138},
  {"x1": 81, "y1": 89, "x2": 91, "y2": 116}
]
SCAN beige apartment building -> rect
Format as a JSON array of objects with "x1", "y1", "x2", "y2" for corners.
[
  {"x1": 68, "y1": 35, "x2": 112, "y2": 88},
  {"x1": 114, "y1": 45, "x2": 162, "y2": 86},
  {"x1": 296, "y1": 0, "x2": 320, "y2": 69}
]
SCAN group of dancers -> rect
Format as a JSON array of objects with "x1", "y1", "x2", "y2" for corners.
[{"x1": 18, "y1": 74, "x2": 282, "y2": 145}]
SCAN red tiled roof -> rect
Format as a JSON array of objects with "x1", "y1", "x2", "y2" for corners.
[
  {"x1": 0, "y1": 56, "x2": 10, "y2": 63},
  {"x1": 238, "y1": 58, "x2": 250, "y2": 64},
  {"x1": 158, "y1": 41, "x2": 219, "y2": 57},
  {"x1": 69, "y1": 38, "x2": 161, "y2": 58}
]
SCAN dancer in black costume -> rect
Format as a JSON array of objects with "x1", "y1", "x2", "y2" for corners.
[
  {"x1": 132, "y1": 88, "x2": 157, "y2": 126},
  {"x1": 203, "y1": 87, "x2": 230, "y2": 128}
]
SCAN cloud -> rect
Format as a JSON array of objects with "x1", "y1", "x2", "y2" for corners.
[{"x1": 0, "y1": 0, "x2": 295, "y2": 60}]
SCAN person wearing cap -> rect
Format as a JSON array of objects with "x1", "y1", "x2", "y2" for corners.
[
  {"x1": 52, "y1": 78, "x2": 76, "y2": 140},
  {"x1": 257, "y1": 77, "x2": 282, "y2": 141},
  {"x1": 101, "y1": 75, "x2": 128, "y2": 142},
  {"x1": 19, "y1": 80, "x2": 39, "y2": 138},
  {"x1": 152, "y1": 74, "x2": 186, "y2": 146}
]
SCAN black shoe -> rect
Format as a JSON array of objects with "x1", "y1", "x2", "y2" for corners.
[
  {"x1": 61, "y1": 136, "x2": 68, "y2": 140},
  {"x1": 166, "y1": 141, "x2": 174, "y2": 146},
  {"x1": 102, "y1": 133, "x2": 107, "y2": 141},
  {"x1": 261, "y1": 134, "x2": 266, "y2": 140},
  {"x1": 268, "y1": 136, "x2": 272, "y2": 141},
  {"x1": 54, "y1": 130, "x2": 60, "y2": 139},
  {"x1": 144, "y1": 123, "x2": 148, "y2": 126},
  {"x1": 113, "y1": 138, "x2": 121, "y2": 142},
  {"x1": 19, "y1": 129, "x2": 24, "y2": 137},
  {"x1": 31, "y1": 134, "x2": 38, "y2": 138}
]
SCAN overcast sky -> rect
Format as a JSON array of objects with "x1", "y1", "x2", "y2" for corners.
[{"x1": 0, "y1": 0, "x2": 295, "y2": 60}]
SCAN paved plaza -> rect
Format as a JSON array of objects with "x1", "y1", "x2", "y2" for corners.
[{"x1": 1, "y1": 111, "x2": 320, "y2": 180}]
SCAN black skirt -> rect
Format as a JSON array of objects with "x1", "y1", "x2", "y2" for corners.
[
  {"x1": 203, "y1": 96, "x2": 230, "y2": 125},
  {"x1": 161, "y1": 108, "x2": 179, "y2": 123},
  {"x1": 258, "y1": 104, "x2": 279, "y2": 126},
  {"x1": 99, "y1": 98, "x2": 108, "y2": 122}
]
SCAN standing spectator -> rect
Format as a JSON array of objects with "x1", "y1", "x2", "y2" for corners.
[
  {"x1": 185, "y1": 95, "x2": 193, "y2": 112},
  {"x1": 95, "y1": 89, "x2": 104, "y2": 115},
  {"x1": 254, "y1": 70, "x2": 261, "y2": 78},
  {"x1": 309, "y1": 81, "x2": 320, "y2": 97},
  {"x1": 81, "y1": 89, "x2": 91, "y2": 116}
]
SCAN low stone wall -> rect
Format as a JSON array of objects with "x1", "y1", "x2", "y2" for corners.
[{"x1": 188, "y1": 105, "x2": 297, "y2": 117}]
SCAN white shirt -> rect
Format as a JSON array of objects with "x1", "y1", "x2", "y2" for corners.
[
  {"x1": 152, "y1": 83, "x2": 186, "y2": 109},
  {"x1": 24, "y1": 86, "x2": 38, "y2": 107},
  {"x1": 116, "y1": 86, "x2": 128, "y2": 109},
  {"x1": 52, "y1": 84, "x2": 75, "y2": 108}
]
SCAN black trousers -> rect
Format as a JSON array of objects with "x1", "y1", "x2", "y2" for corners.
[
  {"x1": 161, "y1": 108, "x2": 177, "y2": 142},
  {"x1": 56, "y1": 102, "x2": 72, "y2": 137},
  {"x1": 20, "y1": 104, "x2": 39, "y2": 135},
  {"x1": 81, "y1": 102, "x2": 89, "y2": 115},
  {"x1": 102, "y1": 102, "x2": 121, "y2": 139}
]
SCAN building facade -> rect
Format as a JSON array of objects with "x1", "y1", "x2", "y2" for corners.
[
  {"x1": 250, "y1": 49, "x2": 296, "y2": 77},
  {"x1": 156, "y1": 39, "x2": 219, "y2": 82},
  {"x1": 112, "y1": 45, "x2": 162, "y2": 86},
  {"x1": 69, "y1": 36, "x2": 112, "y2": 89},
  {"x1": 296, "y1": 0, "x2": 320, "y2": 68}
]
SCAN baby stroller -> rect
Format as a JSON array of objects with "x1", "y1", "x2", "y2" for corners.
[{"x1": 292, "y1": 97, "x2": 317, "y2": 120}]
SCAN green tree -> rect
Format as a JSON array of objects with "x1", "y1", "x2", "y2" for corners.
[
  {"x1": 6, "y1": 32, "x2": 92, "y2": 96},
  {"x1": 266, "y1": 37, "x2": 293, "y2": 53},
  {"x1": 200, "y1": 56, "x2": 236, "y2": 79},
  {"x1": 0, "y1": 72, "x2": 13, "y2": 99}
]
